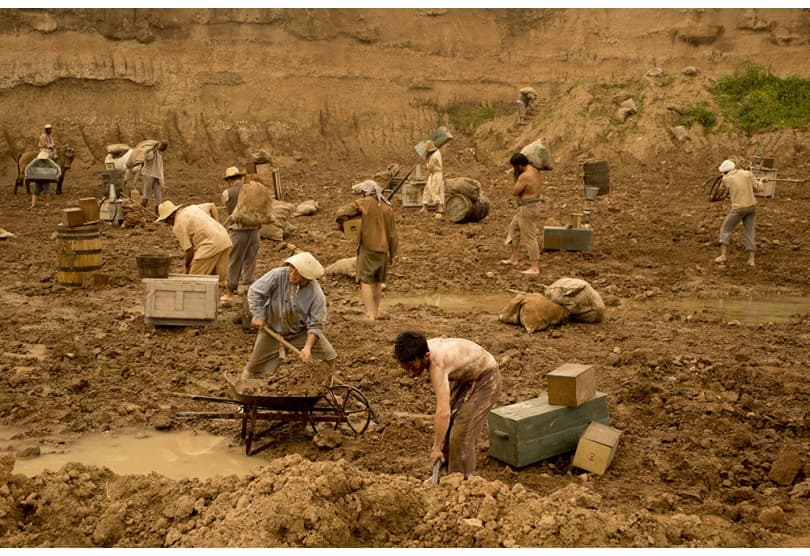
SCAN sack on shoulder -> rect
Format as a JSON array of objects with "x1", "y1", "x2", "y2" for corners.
[{"x1": 232, "y1": 180, "x2": 275, "y2": 227}]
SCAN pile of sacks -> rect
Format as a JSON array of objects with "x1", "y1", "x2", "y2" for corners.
[{"x1": 499, "y1": 277, "x2": 605, "y2": 333}]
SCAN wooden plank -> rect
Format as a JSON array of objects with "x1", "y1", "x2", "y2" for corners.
[{"x1": 488, "y1": 392, "x2": 610, "y2": 467}]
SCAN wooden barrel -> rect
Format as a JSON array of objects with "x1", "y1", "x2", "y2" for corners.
[
  {"x1": 445, "y1": 194, "x2": 490, "y2": 223},
  {"x1": 57, "y1": 223, "x2": 102, "y2": 287},
  {"x1": 583, "y1": 159, "x2": 610, "y2": 195}
]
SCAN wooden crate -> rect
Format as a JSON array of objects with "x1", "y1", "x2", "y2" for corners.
[
  {"x1": 61, "y1": 207, "x2": 86, "y2": 228},
  {"x1": 543, "y1": 227, "x2": 592, "y2": 251},
  {"x1": 547, "y1": 363, "x2": 596, "y2": 408},
  {"x1": 341, "y1": 217, "x2": 362, "y2": 242},
  {"x1": 572, "y1": 422, "x2": 622, "y2": 474},
  {"x1": 143, "y1": 274, "x2": 219, "y2": 326},
  {"x1": 488, "y1": 392, "x2": 609, "y2": 468}
]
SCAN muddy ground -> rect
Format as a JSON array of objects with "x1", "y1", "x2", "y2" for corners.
[{"x1": 1, "y1": 132, "x2": 809, "y2": 547}]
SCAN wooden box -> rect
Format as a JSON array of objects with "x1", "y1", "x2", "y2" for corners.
[
  {"x1": 572, "y1": 422, "x2": 622, "y2": 474},
  {"x1": 143, "y1": 274, "x2": 219, "y2": 326},
  {"x1": 401, "y1": 181, "x2": 425, "y2": 208},
  {"x1": 341, "y1": 217, "x2": 362, "y2": 242},
  {"x1": 255, "y1": 163, "x2": 273, "y2": 176},
  {"x1": 79, "y1": 197, "x2": 99, "y2": 222},
  {"x1": 753, "y1": 167, "x2": 777, "y2": 198},
  {"x1": 543, "y1": 227, "x2": 592, "y2": 251},
  {"x1": 61, "y1": 207, "x2": 86, "y2": 228},
  {"x1": 547, "y1": 363, "x2": 596, "y2": 407},
  {"x1": 488, "y1": 392, "x2": 610, "y2": 468}
]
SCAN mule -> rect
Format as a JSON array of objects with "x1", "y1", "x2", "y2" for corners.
[
  {"x1": 15, "y1": 147, "x2": 75, "y2": 195},
  {"x1": 104, "y1": 148, "x2": 143, "y2": 191}
]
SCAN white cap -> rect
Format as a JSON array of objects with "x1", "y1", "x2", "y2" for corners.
[
  {"x1": 284, "y1": 252, "x2": 324, "y2": 280},
  {"x1": 718, "y1": 160, "x2": 736, "y2": 173}
]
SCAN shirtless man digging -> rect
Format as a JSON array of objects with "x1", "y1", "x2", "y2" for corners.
[
  {"x1": 394, "y1": 331, "x2": 501, "y2": 479},
  {"x1": 501, "y1": 152, "x2": 542, "y2": 275}
]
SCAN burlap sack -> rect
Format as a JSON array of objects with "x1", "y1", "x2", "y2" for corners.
[
  {"x1": 325, "y1": 256, "x2": 357, "y2": 278},
  {"x1": 106, "y1": 143, "x2": 130, "y2": 157},
  {"x1": 499, "y1": 293, "x2": 569, "y2": 333},
  {"x1": 544, "y1": 277, "x2": 606, "y2": 323},
  {"x1": 231, "y1": 180, "x2": 275, "y2": 227},
  {"x1": 445, "y1": 177, "x2": 481, "y2": 200},
  {"x1": 127, "y1": 139, "x2": 160, "y2": 168},
  {"x1": 294, "y1": 200, "x2": 319, "y2": 217},
  {"x1": 260, "y1": 201, "x2": 296, "y2": 241},
  {"x1": 521, "y1": 138, "x2": 553, "y2": 171}
]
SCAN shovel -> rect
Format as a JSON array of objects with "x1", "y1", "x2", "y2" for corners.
[{"x1": 431, "y1": 458, "x2": 441, "y2": 485}]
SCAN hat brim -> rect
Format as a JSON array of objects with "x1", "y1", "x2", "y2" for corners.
[{"x1": 155, "y1": 204, "x2": 183, "y2": 222}]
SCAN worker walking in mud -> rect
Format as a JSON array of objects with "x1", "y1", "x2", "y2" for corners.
[
  {"x1": 714, "y1": 159, "x2": 767, "y2": 268},
  {"x1": 335, "y1": 180, "x2": 398, "y2": 321},
  {"x1": 420, "y1": 140, "x2": 445, "y2": 218},
  {"x1": 221, "y1": 166, "x2": 261, "y2": 304},
  {"x1": 501, "y1": 152, "x2": 542, "y2": 275},
  {"x1": 155, "y1": 200, "x2": 232, "y2": 294},
  {"x1": 142, "y1": 140, "x2": 168, "y2": 214},
  {"x1": 38, "y1": 124, "x2": 57, "y2": 160},
  {"x1": 394, "y1": 330, "x2": 501, "y2": 479},
  {"x1": 242, "y1": 252, "x2": 337, "y2": 382}
]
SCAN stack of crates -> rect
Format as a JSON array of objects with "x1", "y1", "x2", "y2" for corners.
[{"x1": 488, "y1": 363, "x2": 620, "y2": 473}]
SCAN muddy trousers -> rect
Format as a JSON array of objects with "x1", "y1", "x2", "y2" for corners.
[
  {"x1": 445, "y1": 366, "x2": 502, "y2": 478},
  {"x1": 505, "y1": 204, "x2": 540, "y2": 262},
  {"x1": 243, "y1": 329, "x2": 338, "y2": 379},
  {"x1": 189, "y1": 248, "x2": 231, "y2": 286},
  {"x1": 142, "y1": 176, "x2": 162, "y2": 209},
  {"x1": 226, "y1": 228, "x2": 260, "y2": 292},
  {"x1": 719, "y1": 205, "x2": 756, "y2": 252}
]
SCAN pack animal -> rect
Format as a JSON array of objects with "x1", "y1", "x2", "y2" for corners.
[
  {"x1": 14, "y1": 147, "x2": 75, "y2": 195},
  {"x1": 104, "y1": 148, "x2": 143, "y2": 190}
]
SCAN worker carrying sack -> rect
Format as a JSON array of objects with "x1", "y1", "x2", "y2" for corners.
[{"x1": 230, "y1": 180, "x2": 275, "y2": 227}]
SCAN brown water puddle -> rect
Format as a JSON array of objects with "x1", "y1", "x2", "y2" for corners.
[
  {"x1": 3, "y1": 428, "x2": 263, "y2": 479},
  {"x1": 383, "y1": 292, "x2": 513, "y2": 313},
  {"x1": 650, "y1": 295, "x2": 810, "y2": 325}
]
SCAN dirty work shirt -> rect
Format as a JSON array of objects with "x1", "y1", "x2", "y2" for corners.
[
  {"x1": 722, "y1": 168, "x2": 760, "y2": 210},
  {"x1": 38, "y1": 132, "x2": 56, "y2": 152},
  {"x1": 423, "y1": 149, "x2": 444, "y2": 209},
  {"x1": 222, "y1": 181, "x2": 260, "y2": 291},
  {"x1": 336, "y1": 196, "x2": 398, "y2": 256},
  {"x1": 141, "y1": 149, "x2": 165, "y2": 184},
  {"x1": 427, "y1": 338, "x2": 501, "y2": 477},
  {"x1": 172, "y1": 203, "x2": 232, "y2": 261},
  {"x1": 244, "y1": 267, "x2": 336, "y2": 376}
]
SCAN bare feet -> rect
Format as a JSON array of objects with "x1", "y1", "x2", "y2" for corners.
[
  {"x1": 714, "y1": 256, "x2": 727, "y2": 264},
  {"x1": 519, "y1": 268, "x2": 540, "y2": 275},
  {"x1": 500, "y1": 259, "x2": 518, "y2": 265}
]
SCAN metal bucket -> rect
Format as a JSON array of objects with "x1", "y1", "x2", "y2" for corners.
[
  {"x1": 585, "y1": 186, "x2": 599, "y2": 200},
  {"x1": 136, "y1": 254, "x2": 172, "y2": 279}
]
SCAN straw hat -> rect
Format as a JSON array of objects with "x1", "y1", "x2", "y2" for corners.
[
  {"x1": 718, "y1": 160, "x2": 736, "y2": 173},
  {"x1": 155, "y1": 200, "x2": 184, "y2": 222},
  {"x1": 223, "y1": 166, "x2": 244, "y2": 180},
  {"x1": 284, "y1": 252, "x2": 324, "y2": 280},
  {"x1": 44, "y1": 124, "x2": 52, "y2": 129},
  {"x1": 424, "y1": 140, "x2": 437, "y2": 153}
]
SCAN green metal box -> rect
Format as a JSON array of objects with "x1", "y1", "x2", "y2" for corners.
[
  {"x1": 488, "y1": 392, "x2": 609, "y2": 468},
  {"x1": 543, "y1": 227, "x2": 593, "y2": 251}
]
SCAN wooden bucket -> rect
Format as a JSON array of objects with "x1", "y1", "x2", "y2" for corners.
[
  {"x1": 583, "y1": 159, "x2": 610, "y2": 195},
  {"x1": 56, "y1": 223, "x2": 102, "y2": 287},
  {"x1": 445, "y1": 194, "x2": 490, "y2": 223}
]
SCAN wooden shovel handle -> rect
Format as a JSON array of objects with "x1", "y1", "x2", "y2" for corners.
[{"x1": 261, "y1": 325, "x2": 302, "y2": 356}]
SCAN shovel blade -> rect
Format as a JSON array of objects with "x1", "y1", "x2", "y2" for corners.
[{"x1": 431, "y1": 459, "x2": 441, "y2": 484}]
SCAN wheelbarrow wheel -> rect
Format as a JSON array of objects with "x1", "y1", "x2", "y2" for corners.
[{"x1": 321, "y1": 385, "x2": 373, "y2": 435}]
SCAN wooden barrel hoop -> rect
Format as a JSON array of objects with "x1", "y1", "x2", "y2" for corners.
[
  {"x1": 57, "y1": 223, "x2": 102, "y2": 287},
  {"x1": 445, "y1": 194, "x2": 490, "y2": 223}
]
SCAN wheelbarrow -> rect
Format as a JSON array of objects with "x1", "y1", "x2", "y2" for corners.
[{"x1": 172, "y1": 371, "x2": 379, "y2": 456}]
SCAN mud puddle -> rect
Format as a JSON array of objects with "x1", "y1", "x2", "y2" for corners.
[
  {"x1": 3, "y1": 428, "x2": 264, "y2": 479},
  {"x1": 383, "y1": 292, "x2": 513, "y2": 313},
  {"x1": 652, "y1": 295, "x2": 810, "y2": 324}
]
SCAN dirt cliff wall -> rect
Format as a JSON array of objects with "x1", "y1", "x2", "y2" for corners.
[{"x1": 1, "y1": 8, "x2": 808, "y2": 174}]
